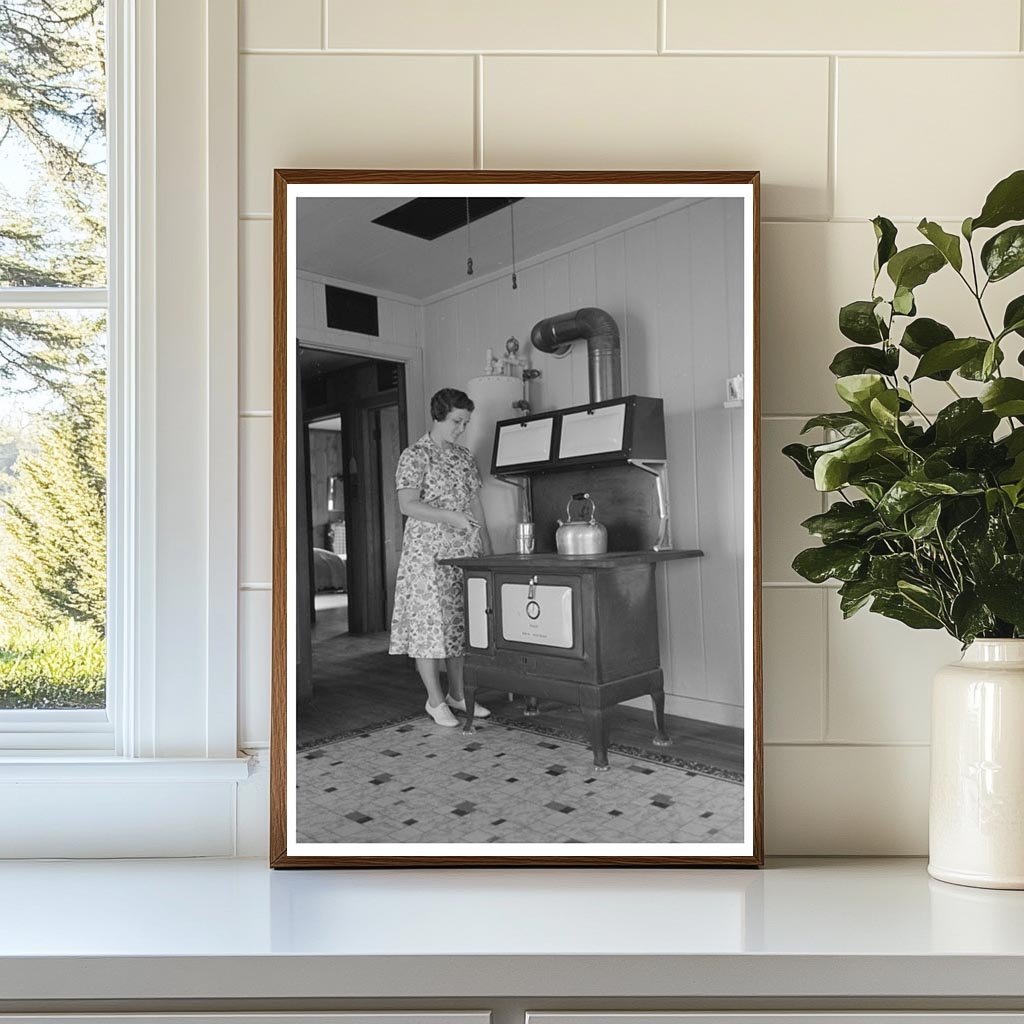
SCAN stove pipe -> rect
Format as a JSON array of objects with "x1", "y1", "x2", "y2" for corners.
[{"x1": 529, "y1": 307, "x2": 622, "y2": 403}]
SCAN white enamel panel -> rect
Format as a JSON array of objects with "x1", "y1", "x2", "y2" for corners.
[
  {"x1": 467, "y1": 577, "x2": 489, "y2": 649},
  {"x1": 494, "y1": 416, "x2": 554, "y2": 467},
  {"x1": 558, "y1": 404, "x2": 626, "y2": 459},
  {"x1": 501, "y1": 584, "x2": 574, "y2": 648}
]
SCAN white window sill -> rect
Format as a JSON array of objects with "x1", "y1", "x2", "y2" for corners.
[{"x1": 0, "y1": 755, "x2": 253, "y2": 782}]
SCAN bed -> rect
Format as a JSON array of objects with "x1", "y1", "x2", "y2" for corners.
[{"x1": 312, "y1": 547, "x2": 347, "y2": 592}]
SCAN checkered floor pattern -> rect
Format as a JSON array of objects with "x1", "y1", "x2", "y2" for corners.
[{"x1": 296, "y1": 714, "x2": 744, "y2": 844}]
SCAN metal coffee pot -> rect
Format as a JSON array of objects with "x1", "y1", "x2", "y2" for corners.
[{"x1": 556, "y1": 492, "x2": 608, "y2": 555}]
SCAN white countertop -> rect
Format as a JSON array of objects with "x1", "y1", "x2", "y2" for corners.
[{"x1": 2, "y1": 857, "x2": 1024, "y2": 1001}]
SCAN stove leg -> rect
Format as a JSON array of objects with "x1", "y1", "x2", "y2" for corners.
[
  {"x1": 651, "y1": 685, "x2": 672, "y2": 747},
  {"x1": 583, "y1": 707, "x2": 610, "y2": 771},
  {"x1": 462, "y1": 684, "x2": 477, "y2": 736}
]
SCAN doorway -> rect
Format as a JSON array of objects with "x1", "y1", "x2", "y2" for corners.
[{"x1": 298, "y1": 346, "x2": 422, "y2": 746}]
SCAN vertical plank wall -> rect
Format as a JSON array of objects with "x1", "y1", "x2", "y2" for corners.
[{"x1": 423, "y1": 200, "x2": 744, "y2": 728}]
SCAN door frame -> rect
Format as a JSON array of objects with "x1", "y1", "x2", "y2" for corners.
[
  {"x1": 296, "y1": 328, "x2": 421, "y2": 634},
  {"x1": 295, "y1": 326, "x2": 425, "y2": 437}
]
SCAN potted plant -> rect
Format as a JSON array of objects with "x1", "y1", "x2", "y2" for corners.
[{"x1": 785, "y1": 169, "x2": 1024, "y2": 889}]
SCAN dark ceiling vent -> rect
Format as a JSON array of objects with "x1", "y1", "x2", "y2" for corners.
[
  {"x1": 325, "y1": 284, "x2": 379, "y2": 336},
  {"x1": 372, "y1": 197, "x2": 522, "y2": 241}
]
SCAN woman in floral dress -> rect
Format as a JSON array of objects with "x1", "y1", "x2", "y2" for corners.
[{"x1": 389, "y1": 388, "x2": 493, "y2": 727}]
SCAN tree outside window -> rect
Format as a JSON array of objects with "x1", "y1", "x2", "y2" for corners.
[{"x1": 0, "y1": 1, "x2": 107, "y2": 708}]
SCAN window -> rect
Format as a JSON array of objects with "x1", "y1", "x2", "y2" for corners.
[{"x1": 0, "y1": 1, "x2": 110, "y2": 739}]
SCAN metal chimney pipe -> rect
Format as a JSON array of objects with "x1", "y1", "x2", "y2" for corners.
[{"x1": 529, "y1": 307, "x2": 622, "y2": 403}]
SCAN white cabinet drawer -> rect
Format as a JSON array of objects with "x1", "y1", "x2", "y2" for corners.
[{"x1": 528, "y1": 1016, "x2": 1024, "y2": 1024}]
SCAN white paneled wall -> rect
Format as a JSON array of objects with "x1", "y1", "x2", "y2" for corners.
[
  {"x1": 422, "y1": 200, "x2": 744, "y2": 727},
  {"x1": 236, "y1": 0, "x2": 1024, "y2": 852}
]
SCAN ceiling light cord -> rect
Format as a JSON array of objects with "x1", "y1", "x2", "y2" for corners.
[
  {"x1": 465, "y1": 198, "x2": 473, "y2": 276},
  {"x1": 510, "y1": 201, "x2": 518, "y2": 291}
]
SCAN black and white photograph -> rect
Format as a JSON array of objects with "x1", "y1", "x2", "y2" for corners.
[{"x1": 272, "y1": 172, "x2": 762, "y2": 866}]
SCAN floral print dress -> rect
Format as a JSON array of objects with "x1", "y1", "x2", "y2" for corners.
[{"x1": 388, "y1": 434, "x2": 483, "y2": 659}]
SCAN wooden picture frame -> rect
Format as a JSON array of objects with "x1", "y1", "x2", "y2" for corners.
[{"x1": 271, "y1": 170, "x2": 763, "y2": 867}]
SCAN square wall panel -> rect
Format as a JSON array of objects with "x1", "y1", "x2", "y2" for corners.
[
  {"x1": 241, "y1": 55, "x2": 474, "y2": 214},
  {"x1": 241, "y1": 0, "x2": 321, "y2": 49},
  {"x1": 240, "y1": 416, "x2": 273, "y2": 587},
  {"x1": 836, "y1": 58, "x2": 1024, "y2": 221},
  {"x1": 763, "y1": 587, "x2": 825, "y2": 743},
  {"x1": 826, "y1": 597, "x2": 962, "y2": 744},
  {"x1": 482, "y1": 56, "x2": 830, "y2": 220},
  {"x1": 240, "y1": 219, "x2": 273, "y2": 413},
  {"x1": 239, "y1": 589, "x2": 272, "y2": 747},
  {"x1": 666, "y1": 0, "x2": 1020, "y2": 52},
  {"x1": 766, "y1": 744, "x2": 929, "y2": 854},
  {"x1": 328, "y1": 0, "x2": 657, "y2": 51}
]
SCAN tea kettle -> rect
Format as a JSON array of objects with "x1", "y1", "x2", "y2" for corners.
[{"x1": 556, "y1": 492, "x2": 608, "y2": 555}]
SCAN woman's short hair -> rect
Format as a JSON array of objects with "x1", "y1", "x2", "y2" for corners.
[{"x1": 430, "y1": 387, "x2": 474, "y2": 422}]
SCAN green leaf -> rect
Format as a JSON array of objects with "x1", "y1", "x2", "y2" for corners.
[
  {"x1": 976, "y1": 578, "x2": 1024, "y2": 629},
  {"x1": 911, "y1": 337, "x2": 988, "y2": 381},
  {"x1": 970, "y1": 168, "x2": 1024, "y2": 233},
  {"x1": 800, "y1": 413, "x2": 866, "y2": 435},
  {"x1": 960, "y1": 344, "x2": 1004, "y2": 381},
  {"x1": 908, "y1": 500, "x2": 943, "y2": 539},
  {"x1": 872, "y1": 216, "x2": 898, "y2": 277},
  {"x1": 868, "y1": 389, "x2": 902, "y2": 430},
  {"x1": 892, "y1": 286, "x2": 916, "y2": 316},
  {"x1": 814, "y1": 451, "x2": 850, "y2": 491},
  {"x1": 868, "y1": 552, "x2": 915, "y2": 587},
  {"x1": 800, "y1": 501, "x2": 879, "y2": 543},
  {"x1": 839, "y1": 300, "x2": 887, "y2": 345},
  {"x1": 985, "y1": 487, "x2": 1008, "y2": 514},
  {"x1": 835, "y1": 373, "x2": 887, "y2": 414},
  {"x1": 856, "y1": 482, "x2": 885, "y2": 504},
  {"x1": 1003, "y1": 295, "x2": 1024, "y2": 340},
  {"x1": 871, "y1": 594, "x2": 943, "y2": 630},
  {"x1": 829, "y1": 345, "x2": 899, "y2": 378},
  {"x1": 933, "y1": 399, "x2": 999, "y2": 445},
  {"x1": 900, "y1": 318, "x2": 955, "y2": 381},
  {"x1": 917, "y1": 219, "x2": 963, "y2": 272},
  {"x1": 792, "y1": 543, "x2": 866, "y2": 584},
  {"x1": 1006, "y1": 428, "x2": 1024, "y2": 456},
  {"x1": 844, "y1": 431, "x2": 887, "y2": 463},
  {"x1": 877, "y1": 479, "x2": 958, "y2": 524},
  {"x1": 838, "y1": 579, "x2": 881, "y2": 618},
  {"x1": 962, "y1": 216, "x2": 974, "y2": 241},
  {"x1": 887, "y1": 244, "x2": 946, "y2": 291},
  {"x1": 980, "y1": 378, "x2": 1024, "y2": 418},
  {"x1": 982, "y1": 342, "x2": 1000, "y2": 381},
  {"x1": 782, "y1": 442, "x2": 815, "y2": 479},
  {"x1": 809, "y1": 434, "x2": 865, "y2": 456},
  {"x1": 1009, "y1": 509, "x2": 1024, "y2": 547},
  {"x1": 950, "y1": 593, "x2": 996, "y2": 644},
  {"x1": 981, "y1": 225, "x2": 1024, "y2": 282}
]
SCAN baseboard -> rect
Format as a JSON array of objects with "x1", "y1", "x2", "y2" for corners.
[{"x1": 621, "y1": 691, "x2": 744, "y2": 730}]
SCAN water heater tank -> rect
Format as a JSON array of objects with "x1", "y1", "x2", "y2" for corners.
[{"x1": 464, "y1": 374, "x2": 524, "y2": 554}]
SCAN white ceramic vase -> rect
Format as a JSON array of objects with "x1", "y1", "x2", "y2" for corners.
[{"x1": 929, "y1": 639, "x2": 1024, "y2": 889}]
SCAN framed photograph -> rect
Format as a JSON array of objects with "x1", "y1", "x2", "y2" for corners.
[{"x1": 271, "y1": 170, "x2": 762, "y2": 866}]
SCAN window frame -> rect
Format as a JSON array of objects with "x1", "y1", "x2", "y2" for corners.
[{"x1": 0, "y1": 0, "x2": 129, "y2": 754}]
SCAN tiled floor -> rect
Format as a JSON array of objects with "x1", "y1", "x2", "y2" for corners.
[
  {"x1": 298, "y1": 593, "x2": 746, "y2": 844},
  {"x1": 296, "y1": 712, "x2": 745, "y2": 844}
]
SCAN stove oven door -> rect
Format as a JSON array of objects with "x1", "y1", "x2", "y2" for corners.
[
  {"x1": 464, "y1": 570, "x2": 494, "y2": 653},
  {"x1": 493, "y1": 572, "x2": 585, "y2": 661}
]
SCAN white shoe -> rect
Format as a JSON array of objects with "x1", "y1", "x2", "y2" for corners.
[
  {"x1": 425, "y1": 700, "x2": 460, "y2": 727},
  {"x1": 446, "y1": 694, "x2": 491, "y2": 719}
]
